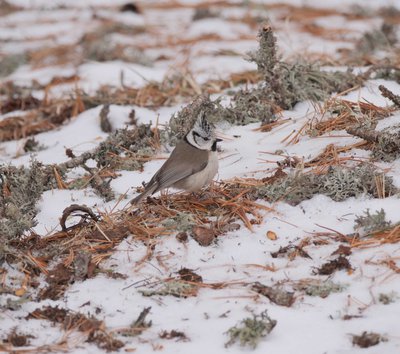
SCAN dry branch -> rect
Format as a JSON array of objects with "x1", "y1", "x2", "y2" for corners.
[
  {"x1": 60, "y1": 204, "x2": 99, "y2": 232},
  {"x1": 379, "y1": 84, "x2": 400, "y2": 107}
]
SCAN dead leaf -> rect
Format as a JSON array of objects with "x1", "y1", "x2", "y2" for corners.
[
  {"x1": 252, "y1": 282, "x2": 295, "y2": 307},
  {"x1": 178, "y1": 268, "x2": 203, "y2": 283},
  {"x1": 331, "y1": 245, "x2": 352, "y2": 256},
  {"x1": 352, "y1": 332, "x2": 385, "y2": 348},
  {"x1": 314, "y1": 255, "x2": 352, "y2": 275},
  {"x1": 176, "y1": 232, "x2": 188, "y2": 243},
  {"x1": 15, "y1": 287, "x2": 26, "y2": 297},
  {"x1": 191, "y1": 226, "x2": 215, "y2": 246},
  {"x1": 267, "y1": 231, "x2": 277, "y2": 240}
]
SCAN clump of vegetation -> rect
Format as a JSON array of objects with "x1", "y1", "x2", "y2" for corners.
[
  {"x1": 345, "y1": 23, "x2": 399, "y2": 65},
  {"x1": 163, "y1": 91, "x2": 276, "y2": 146},
  {"x1": 119, "y1": 307, "x2": 152, "y2": 337},
  {"x1": 162, "y1": 92, "x2": 266, "y2": 145},
  {"x1": 0, "y1": 161, "x2": 46, "y2": 239},
  {"x1": 23, "y1": 137, "x2": 45, "y2": 153},
  {"x1": 343, "y1": 85, "x2": 400, "y2": 162},
  {"x1": 28, "y1": 305, "x2": 124, "y2": 351},
  {"x1": 315, "y1": 255, "x2": 352, "y2": 275},
  {"x1": 371, "y1": 66, "x2": 400, "y2": 83},
  {"x1": 256, "y1": 164, "x2": 396, "y2": 205},
  {"x1": 373, "y1": 125, "x2": 400, "y2": 162},
  {"x1": 346, "y1": 123, "x2": 400, "y2": 163},
  {"x1": 0, "y1": 53, "x2": 28, "y2": 77},
  {"x1": 83, "y1": 35, "x2": 153, "y2": 66},
  {"x1": 139, "y1": 281, "x2": 198, "y2": 298},
  {"x1": 91, "y1": 124, "x2": 155, "y2": 170},
  {"x1": 229, "y1": 87, "x2": 276, "y2": 125},
  {"x1": 225, "y1": 310, "x2": 277, "y2": 349},
  {"x1": 161, "y1": 95, "x2": 222, "y2": 145},
  {"x1": 355, "y1": 23, "x2": 397, "y2": 55},
  {"x1": 162, "y1": 25, "x2": 364, "y2": 145},
  {"x1": 0, "y1": 125, "x2": 156, "y2": 239},
  {"x1": 379, "y1": 292, "x2": 398, "y2": 305},
  {"x1": 354, "y1": 209, "x2": 392, "y2": 234},
  {"x1": 162, "y1": 212, "x2": 196, "y2": 232},
  {"x1": 192, "y1": 8, "x2": 219, "y2": 21},
  {"x1": 0, "y1": 82, "x2": 41, "y2": 115},
  {"x1": 352, "y1": 331, "x2": 386, "y2": 348},
  {"x1": 252, "y1": 282, "x2": 295, "y2": 307},
  {"x1": 247, "y1": 26, "x2": 360, "y2": 110},
  {"x1": 294, "y1": 280, "x2": 346, "y2": 298}
]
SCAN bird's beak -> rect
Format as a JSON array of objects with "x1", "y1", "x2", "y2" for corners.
[{"x1": 216, "y1": 138, "x2": 223, "y2": 142}]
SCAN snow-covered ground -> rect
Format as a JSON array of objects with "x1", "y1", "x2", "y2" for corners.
[{"x1": 1, "y1": 0, "x2": 400, "y2": 353}]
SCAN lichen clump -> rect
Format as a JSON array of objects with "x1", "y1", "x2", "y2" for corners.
[
  {"x1": 162, "y1": 95, "x2": 222, "y2": 145},
  {"x1": 256, "y1": 165, "x2": 396, "y2": 205},
  {"x1": 0, "y1": 125, "x2": 156, "y2": 239},
  {"x1": 295, "y1": 280, "x2": 346, "y2": 298},
  {"x1": 162, "y1": 25, "x2": 364, "y2": 146},
  {"x1": 162, "y1": 212, "x2": 196, "y2": 232},
  {"x1": 355, "y1": 23, "x2": 397, "y2": 55},
  {"x1": 139, "y1": 281, "x2": 197, "y2": 298},
  {"x1": 372, "y1": 124, "x2": 400, "y2": 162},
  {"x1": 247, "y1": 26, "x2": 360, "y2": 110},
  {"x1": 0, "y1": 161, "x2": 45, "y2": 239},
  {"x1": 354, "y1": 208, "x2": 392, "y2": 234},
  {"x1": 225, "y1": 310, "x2": 277, "y2": 349}
]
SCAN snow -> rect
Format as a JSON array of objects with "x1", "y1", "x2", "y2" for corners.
[
  {"x1": 186, "y1": 18, "x2": 253, "y2": 39},
  {"x1": 1, "y1": 0, "x2": 400, "y2": 353},
  {"x1": 191, "y1": 55, "x2": 257, "y2": 83},
  {"x1": 77, "y1": 61, "x2": 167, "y2": 92}
]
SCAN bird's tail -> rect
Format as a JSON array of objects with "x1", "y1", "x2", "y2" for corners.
[{"x1": 130, "y1": 183, "x2": 158, "y2": 205}]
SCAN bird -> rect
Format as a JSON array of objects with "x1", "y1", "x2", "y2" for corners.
[{"x1": 130, "y1": 112, "x2": 222, "y2": 204}]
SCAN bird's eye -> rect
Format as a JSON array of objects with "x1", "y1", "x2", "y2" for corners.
[{"x1": 203, "y1": 137, "x2": 209, "y2": 141}]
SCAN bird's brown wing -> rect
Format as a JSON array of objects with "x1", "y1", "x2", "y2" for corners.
[
  {"x1": 148, "y1": 140, "x2": 208, "y2": 193},
  {"x1": 131, "y1": 140, "x2": 208, "y2": 204}
]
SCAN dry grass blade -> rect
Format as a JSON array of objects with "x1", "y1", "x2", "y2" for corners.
[
  {"x1": 24, "y1": 252, "x2": 49, "y2": 275},
  {"x1": 253, "y1": 118, "x2": 289, "y2": 132},
  {"x1": 351, "y1": 225, "x2": 400, "y2": 248},
  {"x1": 305, "y1": 141, "x2": 369, "y2": 170},
  {"x1": 13, "y1": 180, "x2": 274, "y2": 285},
  {"x1": 313, "y1": 99, "x2": 393, "y2": 136}
]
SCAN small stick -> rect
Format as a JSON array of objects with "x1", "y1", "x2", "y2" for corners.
[
  {"x1": 379, "y1": 84, "x2": 400, "y2": 107},
  {"x1": 60, "y1": 204, "x2": 99, "y2": 231}
]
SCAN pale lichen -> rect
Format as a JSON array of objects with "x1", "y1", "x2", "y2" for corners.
[
  {"x1": 354, "y1": 208, "x2": 392, "y2": 234},
  {"x1": 225, "y1": 310, "x2": 277, "y2": 349},
  {"x1": 0, "y1": 161, "x2": 45, "y2": 239},
  {"x1": 256, "y1": 165, "x2": 396, "y2": 205}
]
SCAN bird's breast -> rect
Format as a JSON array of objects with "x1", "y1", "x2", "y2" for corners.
[{"x1": 173, "y1": 151, "x2": 219, "y2": 192}]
